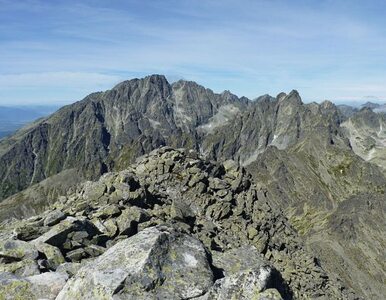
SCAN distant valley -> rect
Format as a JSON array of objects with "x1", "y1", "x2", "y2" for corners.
[{"x1": 0, "y1": 105, "x2": 59, "y2": 138}]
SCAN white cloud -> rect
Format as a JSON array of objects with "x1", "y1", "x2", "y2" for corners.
[
  {"x1": 0, "y1": 0, "x2": 386, "y2": 105},
  {"x1": 0, "y1": 72, "x2": 122, "y2": 89}
]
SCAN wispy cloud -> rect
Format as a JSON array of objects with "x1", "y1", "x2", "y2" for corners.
[
  {"x1": 0, "y1": 0, "x2": 386, "y2": 104},
  {"x1": 0, "y1": 72, "x2": 121, "y2": 88}
]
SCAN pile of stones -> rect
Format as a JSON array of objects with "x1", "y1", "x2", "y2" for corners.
[{"x1": 0, "y1": 147, "x2": 359, "y2": 299}]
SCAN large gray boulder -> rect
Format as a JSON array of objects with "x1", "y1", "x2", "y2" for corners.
[
  {"x1": 0, "y1": 240, "x2": 40, "y2": 276},
  {"x1": 0, "y1": 271, "x2": 68, "y2": 300},
  {"x1": 198, "y1": 269, "x2": 284, "y2": 300},
  {"x1": 0, "y1": 239, "x2": 38, "y2": 262},
  {"x1": 207, "y1": 246, "x2": 289, "y2": 300},
  {"x1": 56, "y1": 225, "x2": 214, "y2": 299}
]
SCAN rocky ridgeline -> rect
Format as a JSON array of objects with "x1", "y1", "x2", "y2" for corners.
[{"x1": 0, "y1": 147, "x2": 358, "y2": 299}]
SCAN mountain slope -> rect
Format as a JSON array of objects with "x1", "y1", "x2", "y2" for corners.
[
  {"x1": 0, "y1": 75, "x2": 249, "y2": 200},
  {"x1": 341, "y1": 108, "x2": 386, "y2": 172},
  {"x1": 0, "y1": 75, "x2": 385, "y2": 299},
  {"x1": 247, "y1": 136, "x2": 386, "y2": 298},
  {"x1": 0, "y1": 148, "x2": 357, "y2": 299},
  {"x1": 201, "y1": 93, "x2": 347, "y2": 165}
]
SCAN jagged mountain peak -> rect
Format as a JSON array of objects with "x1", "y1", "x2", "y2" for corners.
[
  {"x1": 255, "y1": 94, "x2": 275, "y2": 103},
  {"x1": 276, "y1": 92, "x2": 287, "y2": 101},
  {"x1": 171, "y1": 78, "x2": 208, "y2": 91},
  {"x1": 281, "y1": 89, "x2": 302, "y2": 105},
  {"x1": 320, "y1": 99, "x2": 335, "y2": 108},
  {"x1": 111, "y1": 74, "x2": 171, "y2": 100},
  {"x1": 113, "y1": 74, "x2": 169, "y2": 88}
]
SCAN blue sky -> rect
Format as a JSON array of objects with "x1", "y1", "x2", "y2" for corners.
[{"x1": 0, "y1": 0, "x2": 386, "y2": 105}]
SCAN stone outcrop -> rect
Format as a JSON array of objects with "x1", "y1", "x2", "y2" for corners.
[{"x1": 0, "y1": 148, "x2": 358, "y2": 299}]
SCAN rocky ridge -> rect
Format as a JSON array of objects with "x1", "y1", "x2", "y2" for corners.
[
  {"x1": 341, "y1": 108, "x2": 386, "y2": 172},
  {"x1": 0, "y1": 75, "x2": 249, "y2": 201},
  {"x1": 0, "y1": 148, "x2": 358, "y2": 299}
]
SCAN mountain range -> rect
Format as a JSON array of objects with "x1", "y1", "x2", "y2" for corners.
[{"x1": 0, "y1": 75, "x2": 385, "y2": 299}]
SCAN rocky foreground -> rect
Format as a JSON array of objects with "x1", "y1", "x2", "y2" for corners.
[{"x1": 0, "y1": 147, "x2": 359, "y2": 299}]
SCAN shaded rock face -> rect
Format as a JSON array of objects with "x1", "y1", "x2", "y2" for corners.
[
  {"x1": 201, "y1": 94, "x2": 346, "y2": 167},
  {"x1": 341, "y1": 108, "x2": 386, "y2": 172},
  {"x1": 0, "y1": 76, "x2": 346, "y2": 202},
  {"x1": 0, "y1": 148, "x2": 357, "y2": 299},
  {"x1": 0, "y1": 75, "x2": 249, "y2": 201}
]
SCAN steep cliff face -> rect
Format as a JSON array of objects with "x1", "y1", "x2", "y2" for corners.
[
  {"x1": 0, "y1": 75, "x2": 348, "y2": 201},
  {"x1": 341, "y1": 108, "x2": 386, "y2": 172},
  {"x1": 0, "y1": 75, "x2": 249, "y2": 200},
  {"x1": 200, "y1": 93, "x2": 346, "y2": 165}
]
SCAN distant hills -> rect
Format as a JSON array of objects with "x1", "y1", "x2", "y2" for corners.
[{"x1": 0, "y1": 105, "x2": 59, "y2": 138}]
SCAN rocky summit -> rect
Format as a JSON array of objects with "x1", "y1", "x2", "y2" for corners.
[
  {"x1": 0, "y1": 75, "x2": 385, "y2": 299},
  {"x1": 0, "y1": 148, "x2": 358, "y2": 299}
]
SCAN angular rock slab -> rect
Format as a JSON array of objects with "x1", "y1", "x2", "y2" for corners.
[
  {"x1": 198, "y1": 269, "x2": 283, "y2": 300},
  {"x1": 0, "y1": 239, "x2": 38, "y2": 262},
  {"x1": 0, "y1": 271, "x2": 68, "y2": 300},
  {"x1": 27, "y1": 272, "x2": 69, "y2": 299},
  {"x1": 211, "y1": 245, "x2": 268, "y2": 276},
  {"x1": 210, "y1": 246, "x2": 290, "y2": 300},
  {"x1": 57, "y1": 226, "x2": 214, "y2": 299}
]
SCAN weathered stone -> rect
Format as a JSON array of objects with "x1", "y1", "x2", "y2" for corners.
[
  {"x1": 92, "y1": 204, "x2": 121, "y2": 219},
  {"x1": 31, "y1": 217, "x2": 79, "y2": 248},
  {"x1": 66, "y1": 248, "x2": 88, "y2": 262},
  {"x1": 43, "y1": 210, "x2": 66, "y2": 226},
  {"x1": 212, "y1": 246, "x2": 269, "y2": 276},
  {"x1": 69, "y1": 230, "x2": 89, "y2": 243},
  {"x1": 13, "y1": 223, "x2": 49, "y2": 241},
  {"x1": 209, "y1": 178, "x2": 229, "y2": 191},
  {"x1": 116, "y1": 206, "x2": 151, "y2": 236},
  {"x1": 0, "y1": 258, "x2": 40, "y2": 276},
  {"x1": 34, "y1": 242, "x2": 65, "y2": 270},
  {"x1": 56, "y1": 262, "x2": 82, "y2": 277},
  {"x1": 82, "y1": 181, "x2": 106, "y2": 201},
  {"x1": 0, "y1": 147, "x2": 365, "y2": 299},
  {"x1": 257, "y1": 288, "x2": 284, "y2": 300},
  {"x1": 198, "y1": 269, "x2": 284, "y2": 300},
  {"x1": 27, "y1": 272, "x2": 68, "y2": 300},
  {"x1": 0, "y1": 240, "x2": 38, "y2": 263},
  {"x1": 32, "y1": 217, "x2": 100, "y2": 249},
  {"x1": 207, "y1": 201, "x2": 232, "y2": 220},
  {"x1": 0, "y1": 272, "x2": 35, "y2": 300},
  {"x1": 248, "y1": 226, "x2": 259, "y2": 240},
  {"x1": 0, "y1": 271, "x2": 67, "y2": 300},
  {"x1": 170, "y1": 200, "x2": 195, "y2": 222},
  {"x1": 56, "y1": 226, "x2": 214, "y2": 300},
  {"x1": 84, "y1": 244, "x2": 106, "y2": 257},
  {"x1": 223, "y1": 159, "x2": 238, "y2": 173},
  {"x1": 102, "y1": 218, "x2": 118, "y2": 237}
]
